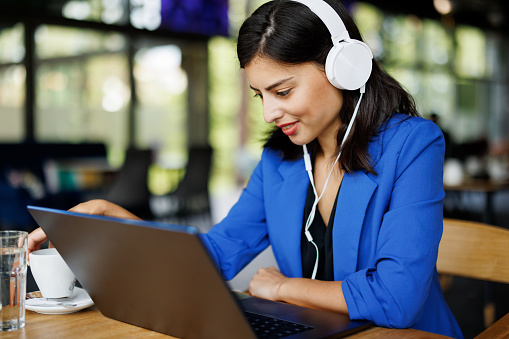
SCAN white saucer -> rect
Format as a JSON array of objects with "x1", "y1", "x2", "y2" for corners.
[{"x1": 26, "y1": 287, "x2": 94, "y2": 314}]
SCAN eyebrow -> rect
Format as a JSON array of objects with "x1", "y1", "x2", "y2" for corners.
[{"x1": 250, "y1": 77, "x2": 294, "y2": 92}]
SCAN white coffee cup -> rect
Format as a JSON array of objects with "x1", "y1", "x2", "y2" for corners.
[{"x1": 29, "y1": 248, "x2": 76, "y2": 298}]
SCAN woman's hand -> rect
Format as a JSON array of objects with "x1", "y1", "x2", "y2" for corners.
[
  {"x1": 27, "y1": 227, "x2": 50, "y2": 255},
  {"x1": 27, "y1": 199, "x2": 141, "y2": 256},
  {"x1": 249, "y1": 266, "x2": 289, "y2": 301},
  {"x1": 69, "y1": 199, "x2": 141, "y2": 220},
  {"x1": 249, "y1": 266, "x2": 349, "y2": 315}
]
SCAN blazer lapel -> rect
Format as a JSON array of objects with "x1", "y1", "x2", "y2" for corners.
[
  {"x1": 333, "y1": 171, "x2": 377, "y2": 280},
  {"x1": 266, "y1": 159, "x2": 308, "y2": 278}
]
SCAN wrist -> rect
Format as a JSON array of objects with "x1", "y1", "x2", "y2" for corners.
[{"x1": 276, "y1": 276, "x2": 291, "y2": 301}]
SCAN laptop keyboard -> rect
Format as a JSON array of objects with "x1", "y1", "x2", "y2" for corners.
[{"x1": 245, "y1": 311, "x2": 314, "y2": 338}]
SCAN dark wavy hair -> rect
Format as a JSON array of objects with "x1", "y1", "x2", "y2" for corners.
[{"x1": 236, "y1": 0, "x2": 419, "y2": 174}]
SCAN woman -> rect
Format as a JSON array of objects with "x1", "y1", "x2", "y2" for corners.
[{"x1": 28, "y1": 0, "x2": 463, "y2": 337}]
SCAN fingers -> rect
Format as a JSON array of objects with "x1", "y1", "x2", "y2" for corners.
[
  {"x1": 69, "y1": 199, "x2": 108, "y2": 215},
  {"x1": 265, "y1": 266, "x2": 279, "y2": 272},
  {"x1": 27, "y1": 227, "x2": 48, "y2": 255},
  {"x1": 69, "y1": 199, "x2": 142, "y2": 220},
  {"x1": 249, "y1": 266, "x2": 286, "y2": 301},
  {"x1": 255, "y1": 266, "x2": 281, "y2": 276}
]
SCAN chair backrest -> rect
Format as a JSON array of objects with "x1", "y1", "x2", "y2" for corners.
[
  {"x1": 149, "y1": 145, "x2": 213, "y2": 220},
  {"x1": 173, "y1": 145, "x2": 213, "y2": 197},
  {"x1": 105, "y1": 148, "x2": 153, "y2": 219},
  {"x1": 437, "y1": 218, "x2": 509, "y2": 284}
]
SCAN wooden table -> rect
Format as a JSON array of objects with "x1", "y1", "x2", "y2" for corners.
[{"x1": 1, "y1": 306, "x2": 452, "y2": 338}]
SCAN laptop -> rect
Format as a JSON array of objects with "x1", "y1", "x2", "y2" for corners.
[{"x1": 27, "y1": 205, "x2": 371, "y2": 339}]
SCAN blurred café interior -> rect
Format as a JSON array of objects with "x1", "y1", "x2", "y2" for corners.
[{"x1": 1, "y1": 0, "x2": 509, "y2": 337}]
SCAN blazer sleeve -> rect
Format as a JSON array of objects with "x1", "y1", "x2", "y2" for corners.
[
  {"x1": 341, "y1": 120, "x2": 446, "y2": 328},
  {"x1": 200, "y1": 150, "x2": 270, "y2": 281}
]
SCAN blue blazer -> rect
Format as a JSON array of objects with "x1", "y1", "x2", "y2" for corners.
[{"x1": 202, "y1": 114, "x2": 463, "y2": 338}]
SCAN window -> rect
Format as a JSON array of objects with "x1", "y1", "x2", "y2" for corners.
[
  {"x1": 134, "y1": 43, "x2": 188, "y2": 195},
  {"x1": 353, "y1": 3, "x2": 492, "y2": 143},
  {"x1": 455, "y1": 26, "x2": 488, "y2": 79},
  {"x1": 34, "y1": 25, "x2": 129, "y2": 165},
  {"x1": 0, "y1": 23, "x2": 25, "y2": 141}
]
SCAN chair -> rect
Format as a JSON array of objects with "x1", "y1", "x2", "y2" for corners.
[
  {"x1": 437, "y1": 218, "x2": 509, "y2": 337},
  {"x1": 100, "y1": 148, "x2": 154, "y2": 220},
  {"x1": 474, "y1": 312, "x2": 509, "y2": 339},
  {"x1": 150, "y1": 145, "x2": 213, "y2": 229}
]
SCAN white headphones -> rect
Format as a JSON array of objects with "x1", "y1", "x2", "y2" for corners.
[{"x1": 291, "y1": 0, "x2": 373, "y2": 90}]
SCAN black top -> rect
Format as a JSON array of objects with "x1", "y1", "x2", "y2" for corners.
[{"x1": 300, "y1": 182, "x2": 340, "y2": 281}]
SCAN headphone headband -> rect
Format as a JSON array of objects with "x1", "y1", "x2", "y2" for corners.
[
  {"x1": 291, "y1": 0, "x2": 349, "y2": 44},
  {"x1": 289, "y1": 0, "x2": 373, "y2": 90}
]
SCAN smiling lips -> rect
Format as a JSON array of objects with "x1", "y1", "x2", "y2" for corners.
[{"x1": 278, "y1": 122, "x2": 299, "y2": 136}]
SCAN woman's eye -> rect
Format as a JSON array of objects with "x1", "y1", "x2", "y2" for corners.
[
  {"x1": 253, "y1": 93, "x2": 262, "y2": 99},
  {"x1": 277, "y1": 90, "x2": 290, "y2": 97}
]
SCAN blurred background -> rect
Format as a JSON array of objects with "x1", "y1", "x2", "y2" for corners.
[{"x1": 1, "y1": 0, "x2": 508, "y2": 337}]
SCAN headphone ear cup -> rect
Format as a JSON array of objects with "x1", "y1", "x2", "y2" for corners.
[{"x1": 325, "y1": 41, "x2": 373, "y2": 90}]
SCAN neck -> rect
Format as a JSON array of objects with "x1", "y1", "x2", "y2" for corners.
[{"x1": 317, "y1": 134, "x2": 340, "y2": 162}]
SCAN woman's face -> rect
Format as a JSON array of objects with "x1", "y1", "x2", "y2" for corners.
[{"x1": 245, "y1": 56, "x2": 343, "y2": 147}]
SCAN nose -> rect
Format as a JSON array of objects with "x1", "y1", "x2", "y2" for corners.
[{"x1": 262, "y1": 98, "x2": 284, "y2": 123}]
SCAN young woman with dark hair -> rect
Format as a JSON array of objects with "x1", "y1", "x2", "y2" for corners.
[
  {"x1": 238, "y1": 0, "x2": 419, "y2": 174},
  {"x1": 27, "y1": 0, "x2": 463, "y2": 337}
]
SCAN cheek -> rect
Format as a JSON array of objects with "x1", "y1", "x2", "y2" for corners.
[
  {"x1": 322, "y1": 90, "x2": 343, "y2": 123},
  {"x1": 308, "y1": 73, "x2": 343, "y2": 108},
  {"x1": 307, "y1": 85, "x2": 343, "y2": 121},
  {"x1": 321, "y1": 83, "x2": 343, "y2": 108}
]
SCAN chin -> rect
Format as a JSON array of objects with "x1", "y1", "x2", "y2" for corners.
[{"x1": 288, "y1": 136, "x2": 308, "y2": 147}]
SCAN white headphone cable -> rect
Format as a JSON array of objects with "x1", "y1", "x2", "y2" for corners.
[{"x1": 302, "y1": 86, "x2": 365, "y2": 279}]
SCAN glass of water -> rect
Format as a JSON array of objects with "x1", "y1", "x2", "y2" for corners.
[{"x1": 1, "y1": 231, "x2": 28, "y2": 331}]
